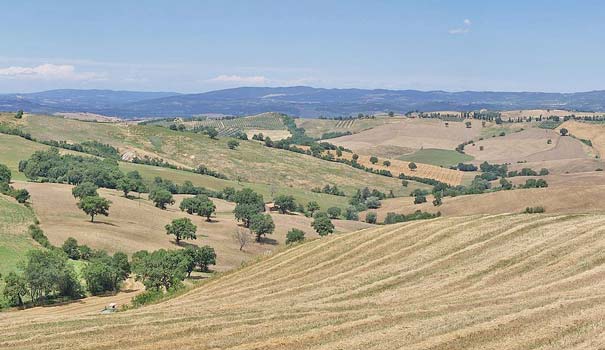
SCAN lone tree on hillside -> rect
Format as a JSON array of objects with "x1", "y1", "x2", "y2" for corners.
[
  {"x1": 383, "y1": 160, "x2": 391, "y2": 167},
  {"x1": 227, "y1": 140, "x2": 240, "y2": 150},
  {"x1": 78, "y1": 196, "x2": 111, "y2": 222},
  {"x1": 408, "y1": 162, "x2": 417, "y2": 171},
  {"x1": 206, "y1": 127, "x2": 219, "y2": 139},
  {"x1": 149, "y1": 188, "x2": 174, "y2": 209},
  {"x1": 274, "y1": 194, "x2": 296, "y2": 214},
  {"x1": 0, "y1": 163, "x2": 11, "y2": 184},
  {"x1": 14, "y1": 110, "x2": 24, "y2": 119},
  {"x1": 116, "y1": 178, "x2": 136, "y2": 198},
  {"x1": 233, "y1": 228, "x2": 251, "y2": 251},
  {"x1": 249, "y1": 214, "x2": 275, "y2": 242},
  {"x1": 352, "y1": 154, "x2": 359, "y2": 161},
  {"x1": 369, "y1": 156, "x2": 378, "y2": 164},
  {"x1": 327, "y1": 206, "x2": 341, "y2": 219},
  {"x1": 72, "y1": 182, "x2": 98, "y2": 200},
  {"x1": 165, "y1": 217, "x2": 197, "y2": 244},
  {"x1": 312, "y1": 212, "x2": 334, "y2": 236},
  {"x1": 559, "y1": 128, "x2": 569, "y2": 136},
  {"x1": 286, "y1": 228, "x2": 305, "y2": 244}
]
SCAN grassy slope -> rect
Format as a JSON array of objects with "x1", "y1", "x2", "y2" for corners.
[
  {"x1": 0, "y1": 133, "x2": 361, "y2": 210},
  {"x1": 0, "y1": 113, "x2": 410, "y2": 197},
  {"x1": 0, "y1": 195, "x2": 37, "y2": 276},
  {"x1": 4, "y1": 214, "x2": 605, "y2": 349}
]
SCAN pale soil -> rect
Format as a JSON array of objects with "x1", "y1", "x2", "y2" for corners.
[
  {"x1": 465, "y1": 128, "x2": 593, "y2": 163},
  {"x1": 16, "y1": 182, "x2": 372, "y2": 272},
  {"x1": 330, "y1": 118, "x2": 482, "y2": 153},
  {"x1": 53, "y1": 112, "x2": 120, "y2": 122},
  {"x1": 4, "y1": 214, "x2": 605, "y2": 349}
]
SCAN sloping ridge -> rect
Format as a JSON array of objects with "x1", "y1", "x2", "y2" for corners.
[{"x1": 3, "y1": 214, "x2": 605, "y2": 349}]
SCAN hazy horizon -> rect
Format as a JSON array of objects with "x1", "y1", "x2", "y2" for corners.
[{"x1": 1, "y1": 1, "x2": 604, "y2": 93}]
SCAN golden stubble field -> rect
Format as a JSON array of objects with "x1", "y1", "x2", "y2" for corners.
[
  {"x1": 3, "y1": 213, "x2": 605, "y2": 349},
  {"x1": 16, "y1": 182, "x2": 372, "y2": 272}
]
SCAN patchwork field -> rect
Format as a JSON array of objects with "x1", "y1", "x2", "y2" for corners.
[
  {"x1": 4, "y1": 214, "x2": 605, "y2": 349},
  {"x1": 16, "y1": 182, "x2": 372, "y2": 271},
  {"x1": 295, "y1": 116, "x2": 406, "y2": 138},
  {"x1": 397, "y1": 148, "x2": 474, "y2": 167}
]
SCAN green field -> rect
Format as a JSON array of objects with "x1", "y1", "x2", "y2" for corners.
[
  {"x1": 397, "y1": 148, "x2": 474, "y2": 167},
  {"x1": 0, "y1": 196, "x2": 37, "y2": 276}
]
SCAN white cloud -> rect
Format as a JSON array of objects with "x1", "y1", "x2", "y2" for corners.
[
  {"x1": 449, "y1": 19, "x2": 472, "y2": 35},
  {"x1": 0, "y1": 64, "x2": 103, "y2": 80},
  {"x1": 209, "y1": 74, "x2": 268, "y2": 84}
]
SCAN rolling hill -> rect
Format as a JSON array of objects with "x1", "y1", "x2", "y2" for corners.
[{"x1": 3, "y1": 213, "x2": 605, "y2": 349}]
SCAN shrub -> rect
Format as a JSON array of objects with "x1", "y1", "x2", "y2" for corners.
[
  {"x1": 524, "y1": 206, "x2": 545, "y2": 214},
  {"x1": 365, "y1": 212, "x2": 377, "y2": 224},
  {"x1": 286, "y1": 229, "x2": 305, "y2": 244}
]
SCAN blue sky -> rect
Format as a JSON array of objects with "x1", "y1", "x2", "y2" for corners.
[{"x1": 0, "y1": 0, "x2": 604, "y2": 93}]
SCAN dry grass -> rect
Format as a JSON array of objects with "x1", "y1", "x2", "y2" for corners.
[
  {"x1": 16, "y1": 182, "x2": 371, "y2": 272},
  {"x1": 330, "y1": 118, "x2": 482, "y2": 153},
  {"x1": 559, "y1": 120, "x2": 605, "y2": 158},
  {"x1": 466, "y1": 128, "x2": 593, "y2": 163},
  {"x1": 4, "y1": 213, "x2": 605, "y2": 349}
]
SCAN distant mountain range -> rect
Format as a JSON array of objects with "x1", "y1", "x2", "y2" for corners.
[{"x1": 2, "y1": 87, "x2": 605, "y2": 118}]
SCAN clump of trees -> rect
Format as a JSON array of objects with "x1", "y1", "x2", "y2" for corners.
[
  {"x1": 349, "y1": 187, "x2": 389, "y2": 211},
  {"x1": 273, "y1": 194, "x2": 296, "y2": 214},
  {"x1": 82, "y1": 251, "x2": 130, "y2": 295},
  {"x1": 384, "y1": 210, "x2": 440, "y2": 224},
  {"x1": 180, "y1": 195, "x2": 216, "y2": 221},
  {"x1": 0, "y1": 163, "x2": 30, "y2": 203},
  {"x1": 311, "y1": 184, "x2": 345, "y2": 196}
]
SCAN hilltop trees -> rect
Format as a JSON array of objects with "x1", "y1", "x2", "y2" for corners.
[
  {"x1": 312, "y1": 212, "x2": 334, "y2": 236},
  {"x1": 14, "y1": 109, "x2": 23, "y2": 119},
  {"x1": 165, "y1": 218, "x2": 197, "y2": 244},
  {"x1": 78, "y1": 195, "x2": 111, "y2": 222},
  {"x1": 249, "y1": 214, "x2": 275, "y2": 242}
]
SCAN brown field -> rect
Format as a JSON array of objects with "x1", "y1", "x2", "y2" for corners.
[
  {"x1": 330, "y1": 118, "x2": 482, "y2": 154},
  {"x1": 52, "y1": 112, "x2": 120, "y2": 122},
  {"x1": 295, "y1": 116, "x2": 406, "y2": 138},
  {"x1": 466, "y1": 128, "x2": 593, "y2": 163},
  {"x1": 16, "y1": 182, "x2": 371, "y2": 272},
  {"x1": 365, "y1": 175, "x2": 605, "y2": 222},
  {"x1": 4, "y1": 213, "x2": 605, "y2": 349},
  {"x1": 559, "y1": 120, "x2": 605, "y2": 158},
  {"x1": 245, "y1": 128, "x2": 291, "y2": 140}
]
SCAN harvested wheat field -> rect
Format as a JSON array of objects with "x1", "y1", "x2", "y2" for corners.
[
  {"x1": 366, "y1": 184, "x2": 605, "y2": 222},
  {"x1": 17, "y1": 182, "x2": 371, "y2": 271},
  {"x1": 330, "y1": 118, "x2": 482, "y2": 154},
  {"x1": 4, "y1": 213, "x2": 605, "y2": 349},
  {"x1": 465, "y1": 128, "x2": 592, "y2": 163}
]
